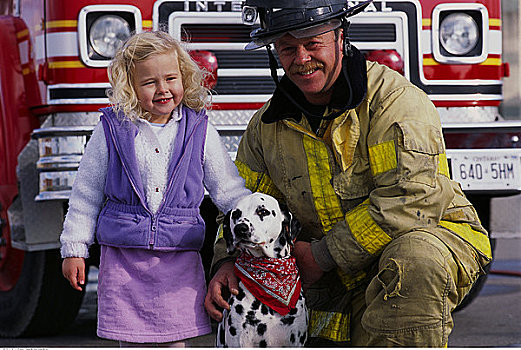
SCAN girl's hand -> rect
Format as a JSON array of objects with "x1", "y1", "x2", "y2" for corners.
[{"x1": 62, "y1": 257, "x2": 86, "y2": 291}]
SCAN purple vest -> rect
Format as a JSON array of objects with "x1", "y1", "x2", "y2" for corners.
[{"x1": 96, "y1": 106, "x2": 208, "y2": 251}]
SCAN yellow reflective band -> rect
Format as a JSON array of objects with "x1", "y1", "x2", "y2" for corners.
[
  {"x1": 216, "y1": 223, "x2": 224, "y2": 241},
  {"x1": 369, "y1": 140, "x2": 397, "y2": 176},
  {"x1": 422, "y1": 18, "x2": 431, "y2": 27},
  {"x1": 337, "y1": 269, "x2": 367, "y2": 291},
  {"x1": 235, "y1": 160, "x2": 283, "y2": 200},
  {"x1": 439, "y1": 220, "x2": 492, "y2": 258},
  {"x1": 479, "y1": 58, "x2": 502, "y2": 66},
  {"x1": 309, "y1": 310, "x2": 350, "y2": 342},
  {"x1": 489, "y1": 18, "x2": 501, "y2": 27},
  {"x1": 17, "y1": 29, "x2": 29, "y2": 39},
  {"x1": 346, "y1": 199, "x2": 392, "y2": 255},
  {"x1": 48, "y1": 61, "x2": 85, "y2": 69},
  {"x1": 46, "y1": 20, "x2": 77, "y2": 29},
  {"x1": 438, "y1": 152, "x2": 450, "y2": 178},
  {"x1": 142, "y1": 20, "x2": 153, "y2": 29},
  {"x1": 424, "y1": 57, "x2": 501, "y2": 66},
  {"x1": 303, "y1": 135, "x2": 344, "y2": 233}
]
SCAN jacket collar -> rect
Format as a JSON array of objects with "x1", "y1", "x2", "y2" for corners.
[{"x1": 261, "y1": 46, "x2": 367, "y2": 124}]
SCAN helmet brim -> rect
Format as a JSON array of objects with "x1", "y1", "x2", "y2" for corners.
[{"x1": 245, "y1": 19, "x2": 342, "y2": 51}]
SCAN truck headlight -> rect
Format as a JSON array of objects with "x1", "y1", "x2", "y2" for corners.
[
  {"x1": 439, "y1": 13, "x2": 478, "y2": 55},
  {"x1": 90, "y1": 15, "x2": 131, "y2": 58},
  {"x1": 78, "y1": 5, "x2": 142, "y2": 67}
]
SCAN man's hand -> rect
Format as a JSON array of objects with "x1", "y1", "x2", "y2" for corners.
[
  {"x1": 204, "y1": 261, "x2": 239, "y2": 322},
  {"x1": 62, "y1": 257, "x2": 85, "y2": 291},
  {"x1": 293, "y1": 241, "x2": 324, "y2": 291}
]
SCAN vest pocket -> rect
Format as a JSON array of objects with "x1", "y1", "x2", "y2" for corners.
[
  {"x1": 96, "y1": 210, "x2": 148, "y2": 248},
  {"x1": 156, "y1": 215, "x2": 205, "y2": 250}
]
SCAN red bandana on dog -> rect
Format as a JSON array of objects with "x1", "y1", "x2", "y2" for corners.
[{"x1": 234, "y1": 252, "x2": 301, "y2": 316}]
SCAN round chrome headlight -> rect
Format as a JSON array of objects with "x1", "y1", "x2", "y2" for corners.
[
  {"x1": 89, "y1": 15, "x2": 131, "y2": 58},
  {"x1": 439, "y1": 13, "x2": 479, "y2": 55}
]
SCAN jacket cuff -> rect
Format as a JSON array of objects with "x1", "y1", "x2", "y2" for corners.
[
  {"x1": 60, "y1": 242, "x2": 90, "y2": 259},
  {"x1": 311, "y1": 238, "x2": 337, "y2": 272}
]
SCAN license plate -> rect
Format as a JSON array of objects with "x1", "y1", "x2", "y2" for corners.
[{"x1": 446, "y1": 149, "x2": 521, "y2": 192}]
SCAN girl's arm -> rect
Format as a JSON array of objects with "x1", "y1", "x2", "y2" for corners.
[
  {"x1": 60, "y1": 122, "x2": 108, "y2": 258},
  {"x1": 202, "y1": 123, "x2": 251, "y2": 213}
]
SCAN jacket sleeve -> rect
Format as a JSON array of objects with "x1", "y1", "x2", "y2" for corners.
[
  {"x1": 60, "y1": 122, "x2": 108, "y2": 258},
  {"x1": 203, "y1": 122, "x2": 251, "y2": 214},
  {"x1": 322, "y1": 84, "x2": 456, "y2": 274}
]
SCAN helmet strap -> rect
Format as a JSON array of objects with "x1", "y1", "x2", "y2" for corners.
[
  {"x1": 342, "y1": 20, "x2": 353, "y2": 57},
  {"x1": 266, "y1": 44, "x2": 280, "y2": 86}
]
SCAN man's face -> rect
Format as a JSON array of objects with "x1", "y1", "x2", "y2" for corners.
[{"x1": 275, "y1": 30, "x2": 343, "y2": 105}]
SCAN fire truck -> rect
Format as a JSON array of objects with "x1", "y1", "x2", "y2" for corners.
[{"x1": 1, "y1": 0, "x2": 520, "y2": 337}]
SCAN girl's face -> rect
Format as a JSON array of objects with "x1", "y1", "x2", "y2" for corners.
[{"x1": 133, "y1": 50, "x2": 184, "y2": 124}]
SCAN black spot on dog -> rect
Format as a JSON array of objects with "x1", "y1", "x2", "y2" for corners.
[
  {"x1": 259, "y1": 340, "x2": 267, "y2": 347},
  {"x1": 251, "y1": 299, "x2": 261, "y2": 310},
  {"x1": 245, "y1": 311, "x2": 260, "y2": 327},
  {"x1": 272, "y1": 210, "x2": 276, "y2": 217},
  {"x1": 290, "y1": 333, "x2": 296, "y2": 343},
  {"x1": 299, "y1": 332, "x2": 307, "y2": 344},
  {"x1": 257, "y1": 323, "x2": 267, "y2": 336},
  {"x1": 231, "y1": 209, "x2": 242, "y2": 223},
  {"x1": 289, "y1": 307, "x2": 298, "y2": 315},
  {"x1": 229, "y1": 326, "x2": 237, "y2": 336},
  {"x1": 282, "y1": 315, "x2": 295, "y2": 325},
  {"x1": 235, "y1": 304, "x2": 243, "y2": 315},
  {"x1": 279, "y1": 235, "x2": 287, "y2": 246},
  {"x1": 236, "y1": 286, "x2": 246, "y2": 301},
  {"x1": 261, "y1": 304, "x2": 269, "y2": 315},
  {"x1": 219, "y1": 325, "x2": 225, "y2": 344}
]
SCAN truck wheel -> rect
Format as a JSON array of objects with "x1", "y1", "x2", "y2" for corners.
[{"x1": 0, "y1": 236, "x2": 85, "y2": 337}]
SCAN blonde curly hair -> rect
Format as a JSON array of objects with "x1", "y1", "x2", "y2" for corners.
[{"x1": 107, "y1": 31, "x2": 211, "y2": 121}]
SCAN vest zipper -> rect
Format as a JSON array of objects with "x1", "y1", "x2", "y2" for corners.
[{"x1": 105, "y1": 118, "x2": 156, "y2": 248}]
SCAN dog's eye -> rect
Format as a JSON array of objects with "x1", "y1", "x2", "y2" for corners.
[{"x1": 256, "y1": 208, "x2": 270, "y2": 217}]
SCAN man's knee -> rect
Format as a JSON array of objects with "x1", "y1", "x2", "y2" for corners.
[{"x1": 360, "y1": 232, "x2": 458, "y2": 347}]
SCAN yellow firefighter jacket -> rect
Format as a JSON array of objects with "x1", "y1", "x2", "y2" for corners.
[{"x1": 212, "y1": 60, "x2": 492, "y2": 342}]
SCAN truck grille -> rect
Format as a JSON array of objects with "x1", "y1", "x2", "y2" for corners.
[
  {"x1": 179, "y1": 23, "x2": 396, "y2": 96},
  {"x1": 182, "y1": 23, "x2": 396, "y2": 44}
]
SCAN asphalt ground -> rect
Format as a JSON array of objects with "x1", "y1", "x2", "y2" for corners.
[{"x1": 0, "y1": 237, "x2": 520, "y2": 348}]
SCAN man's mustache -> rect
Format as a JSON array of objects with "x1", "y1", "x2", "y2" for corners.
[{"x1": 289, "y1": 62, "x2": 324, "y2": 74}]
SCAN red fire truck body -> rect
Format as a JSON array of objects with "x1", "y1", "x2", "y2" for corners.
[{"x1": 1, "y1": 0, "x2": 520, "y2": 337}]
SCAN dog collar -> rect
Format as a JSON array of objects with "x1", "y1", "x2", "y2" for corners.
[{"x1": 235, "y1": 252, "x2": 302, "y2": 316}]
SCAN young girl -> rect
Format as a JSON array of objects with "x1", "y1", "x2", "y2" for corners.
[{"x1": 60, "y1": 31, "x2": 250, "y2": 347}]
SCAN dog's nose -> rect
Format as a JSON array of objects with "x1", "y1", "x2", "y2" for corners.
[{"x1": 234, "y1": 223, "x2": 250, "y2": 238}]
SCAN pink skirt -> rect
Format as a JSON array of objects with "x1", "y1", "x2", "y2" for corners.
[{"x1": 96, "y1": 245, "x2": 212, "y2": 343}]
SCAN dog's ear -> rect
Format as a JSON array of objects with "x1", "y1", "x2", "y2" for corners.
[
  {"x1": 279, "y1": 202, "x2": 301, "y2": 244},
  {"x1": 222, "y1": 210, "x2": 236, "y2": 255}
]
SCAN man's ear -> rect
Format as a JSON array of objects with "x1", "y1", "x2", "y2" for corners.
[
  {"x1": 279, "y1": 202, "x2": 301, "y2": 244},
  {"x1": 222, "y1": 210, "x2": 236, "y2": 255}
]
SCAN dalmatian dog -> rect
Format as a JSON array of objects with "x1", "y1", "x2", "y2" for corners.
[{"x1": 216, "y1": 192, "x2": 308, "y2": 348}]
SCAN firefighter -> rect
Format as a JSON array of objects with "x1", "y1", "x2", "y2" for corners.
[{"x1": 204, "y1": 0, "x2": 492, "y2": 346}]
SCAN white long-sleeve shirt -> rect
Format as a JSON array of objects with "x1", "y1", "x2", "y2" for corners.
[{"x1": 60, "y1": 106, "x2": 250, "y2": 258}]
